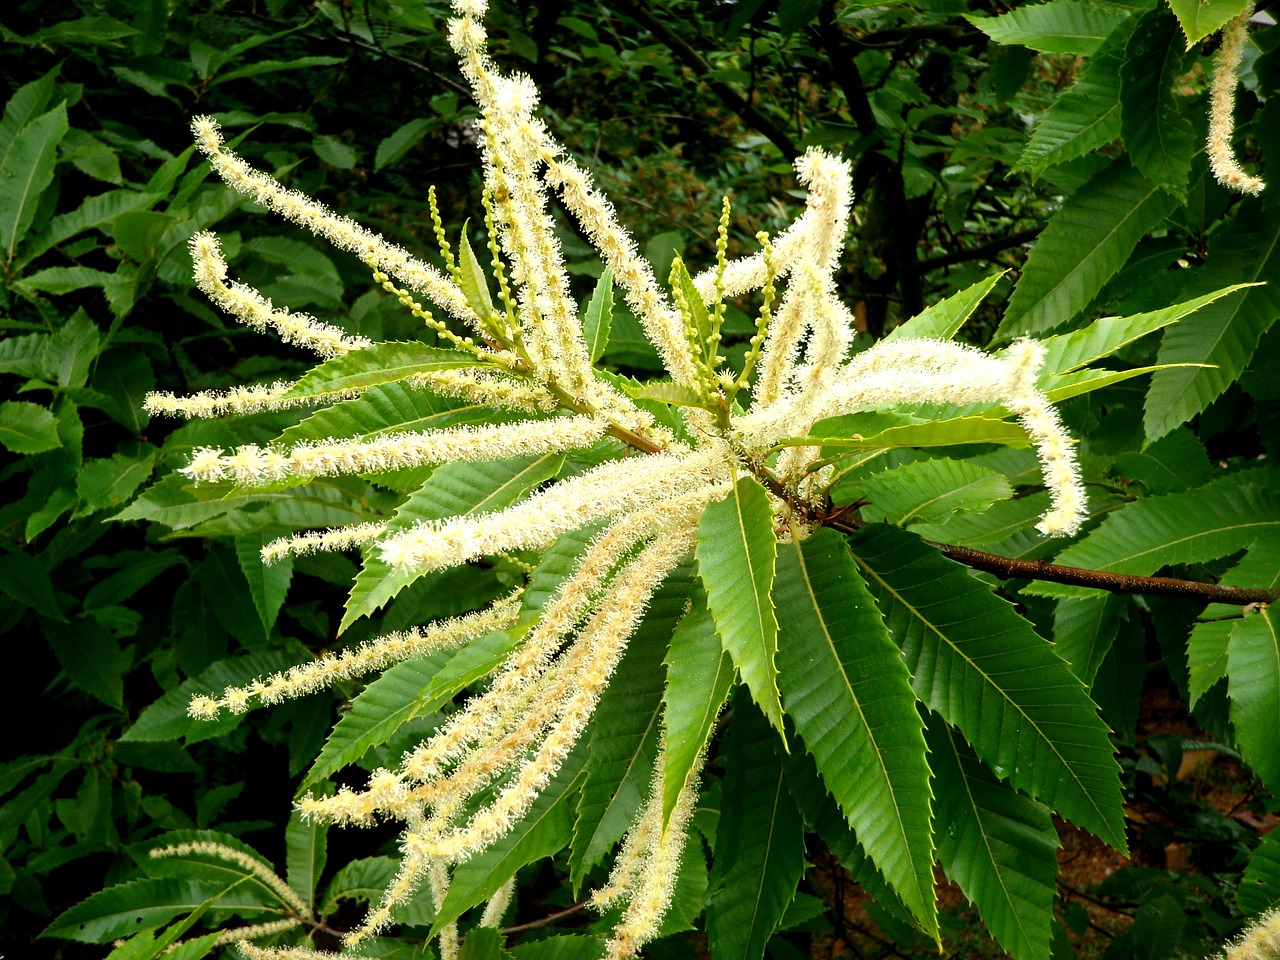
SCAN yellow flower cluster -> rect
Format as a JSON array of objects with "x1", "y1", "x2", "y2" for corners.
[
  {"x1": 166, "y1": 0, "x2": 1094, "y2": 955},
  {"x1": 150, "y1": 840, "x2": 309, "y2": 917},
  {"x1": 1224, "y1": 908, "x2": 1280, "y2": 960},
  {"x1": 179, "y1": 414, "x2": 607, "y2": 486},
  {"x1": 1208, "y1": 5, "x2": 1266, "y2": 196}
]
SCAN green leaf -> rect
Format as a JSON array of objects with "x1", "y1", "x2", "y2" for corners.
[
  {"x1": 569, "y1": 570, "x2": 690, "y2": 889},
  {"x1": 1166, "y1": 0, "x2": 1250, "y2": 46},
  {"x1": 320, "y1": 856, "x2": 397, "y2": 914},
  {"x1": 672, "y1": 257, "x2": 714, "y2": 350},
  {"x1": 19, "y1": 187, "x2": 160, "y2": 270},
  {"x1": 0, "y1": 331, "x2": 48, "y2": 378},
  {"x1": 199, "y1": 545, "x2": 265, "y2": 647},
  {"x1": 518, "y1": 525, "x2": 600, "y2": 629},
  {"x1": 1036, "y1": 284, "x2": 1255, "y2": 377},
  {"x1": 92, "y1": 351, "x2": 155, "y2": 434},
  {"x1": 886, "y1": 273, "x2": 1004, "y2": 342},
  {"x1": 1128, "y1": 894, "x2": 1185, "y2": 960},
  {"x1": 83, "y1": 551, "x2": 184, "y2": 612},
  {"x1": 1188, "y1": 619, "x2": 1231, "y2": 707},
  {"x1": 0, "y1": 400, "x2": 60, "y2": 453},
  {"x1": 781, "y1": 743, "x2": 915, "y2": 926},
  {"x1": 285, "y1": 807, "x2": 326, "y2": 914},
  {"x1": 0, "y1": 66, "x2": 57, "y2": 162},
  {"x1": 583, "y1": 268, "x2": 614, "y2": 362},
  {"x1": 342, "y1": 453, "x2": 565, "y2": 632},
  {"x1": 1028, "y1": 472, "x2": 1280, "y2": 598},
  {"x1": 44, "y1": 310, "x2": 102, "y2": 387},
  {"x1": 625, "y1": 379, "x2": 712, "y2": 409},
  {"x1": 460, "y1": 927, "x2": 515, "y2": 960},
  {"x1": 41, "y1": 878, "x2": 268, "y2": 943},
  {"x1": 966, "y1": 1, "x2": 1130, "y2": 54},
  {"x1": 0, "y1": 103, "x2": 68, "y2": 263},
  {"x1": 1238, "y1": 830, "x2": 1280, "y2": 914},
  {"x1": 316, "y1": 855, "x2": 433, "y2": 926},
  {"x1": 706, "y1": 692, "x2": 806, "y2": 960},
  {"x1": 661, "y1": 584, "x2": 733, "y2": 829},
  {"x1": 0, "y1": 548, "x2": 65, "y2": 619},
  {"x1": 300, "y1": 629, "x2": 519, "y2": 791},
  {"x1": 123, "y1": 651, "x2": 303, "y2": 742},
  {"x1": 809, "y1": 415, "x2": 1031, "y2": 455},
  {"x1": 18, "y1": 265, "x2": 120, "y2": 295},
  {"x1": 435, "y1": 743, "x2": 587, "y2": 932},
  {"x1": 509, "y1": 935, "x2": 606, "y2": 960},
  {"x1": 75, "y1": 450, "x2": 159, "y2": 519},
  {"x1": 1120, "y1": 9, "x2": 1194, "y2": 201},
  {"x1": 234, "y1": 533, "x2": 293, "y2": 640},
  {"x1": 1111, "y1": 428, "x2": 1211, "y2": 495},
  {"x1": 773, "y1": 530, "x2": 936, "y2": 933},
  {"x1": 282, "y1": 343, "x2": 481, "y2": 401},
  {"x1": 1053, "y1": 596, "x2": 1127, "y2": 686},
  {"x1": 853, "y1": 459, "x2": 1013, "y2": 527},
  {"x1": 457, "y1": 223, "x2": 496, "y2": 322},
  {"x1": 695, "y1": 476, "x2": 784, "y2": 735},
  {"x1": 927, "y1": 717, "x2": 1058, "y2": 960},
  {"x1": 1145, "y1": 197, "x2": 1280, "y2": 442},
  {"x1": 27, "y1": 16, "x2": 139, "y2": 44},
  {"x1": 1226, "y1": 607, "x2": 1280, "y2": 792},
  {"x1": 113, "y1": 211, "x2": 177, "y2": 262},
  {"x1": 1014, "y1": 28, "x2": 1127, "y2": 172},
  {"x1": 46, "y1": 617, "x2": 130, "y2": 709},
  {"x1": 105, "y1": 930, "x2": 220, "y2": 960},
  {"x1": 1043, "y1": 361, "x2": 1208, "y2": 403},
  {"x1": 848, "y1": 524, "x2": 1126, "y2": 850},
  {"x1": 209, "y1": 56, "x2": 346, "y2": 86},
  {"x1": 1190, "y1": 540, "x2": 1280, "y2": 706},
  {"x1": 375, "y1": 118, "x2": 432, "y2": 171},
  {"x1": 996, "y1": 157, "x2": 1178, "y2": 340}
]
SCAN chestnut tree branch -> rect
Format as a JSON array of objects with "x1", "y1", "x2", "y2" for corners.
[{"x1": 819, "y1": 513, "x2": 1277, "y2": 605}]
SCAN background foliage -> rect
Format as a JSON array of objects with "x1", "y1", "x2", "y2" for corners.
[{"x1": 1, "y1": 0, "x2": 1278, "y2": 958}]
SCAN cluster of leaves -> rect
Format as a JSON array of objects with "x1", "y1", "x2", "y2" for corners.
[
  {"x1": 0, "y1": 0, "x2": 492, "y2": 954},
  {"x1": 2, "y1": 1, "x2": 1279, "y2": 960}
]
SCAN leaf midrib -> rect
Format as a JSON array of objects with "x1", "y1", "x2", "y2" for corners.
[
  {"x1": 1177, "y1": 225, "x2": 1280, "y2": 379},
  {"x1": 852, "y1": 542, "x2": 1115, "y2": 836},
  {"x1": 943, "y1": 724, "x2": 1039, "y2": 954},
  {"x1": 896, "y1": 475, "x2": 997, "y2": 525},
  {"x1": 1019, "y1": 177, "x2": 1163, "y2": 325},
  {"x1": 738, "y1": 769, "x2": 787, "y2": 951},
  {"x1": 732, "y1": 479, "x2": 773, "y2": 640},
  {"x1": 791, "y1": 539, "x2": 928, "y2": 911}
]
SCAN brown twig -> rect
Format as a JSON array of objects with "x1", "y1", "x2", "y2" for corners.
[
  {"x1": 919, "y1": 227, "x2": 1043, "y2": 270},
  {"x1": 501, "y1": 901, "x2": 588, "y2": 935},
  {"x1": 819, "y1": 513, "x2": 1277, "y2": 604},
  {"x1": 928, "y1": 541, "x2": 1278, "y2": 605},
  {"x1": 743, "y1": 461, "x2": 1279, "y2": 606}
]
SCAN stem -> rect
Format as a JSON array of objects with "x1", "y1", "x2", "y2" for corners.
[
  {"x1": 929, "y1": 540, "x2": 1278, "y2": 604},
  {"x1": 821, "y1": 513, "x2": 1278, "y2": 604},
  {"x1": 501, "y1": 901, "x2": 588, "y2": 935},
  {"x1": 542, "y1": 380, "x2": 666, "y2": 455},
  {"x1": 918, "y1": 226, "x2": 1042, "y2": 270}
]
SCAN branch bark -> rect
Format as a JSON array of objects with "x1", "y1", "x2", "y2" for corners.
[
  {"x1": 927, "y1": 540, "x2": 1279, "y2": 604},
  {"x1": 816, "y1": 513, "x2": 1277, "y2": 605},
  {"x1": 919, "y1": 226, "x2": 1042, "y2": 270}
]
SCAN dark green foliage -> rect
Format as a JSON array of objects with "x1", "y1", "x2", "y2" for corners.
[{"x1": 3, "y1": 0, "x2": 1279, "y2": 958}]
